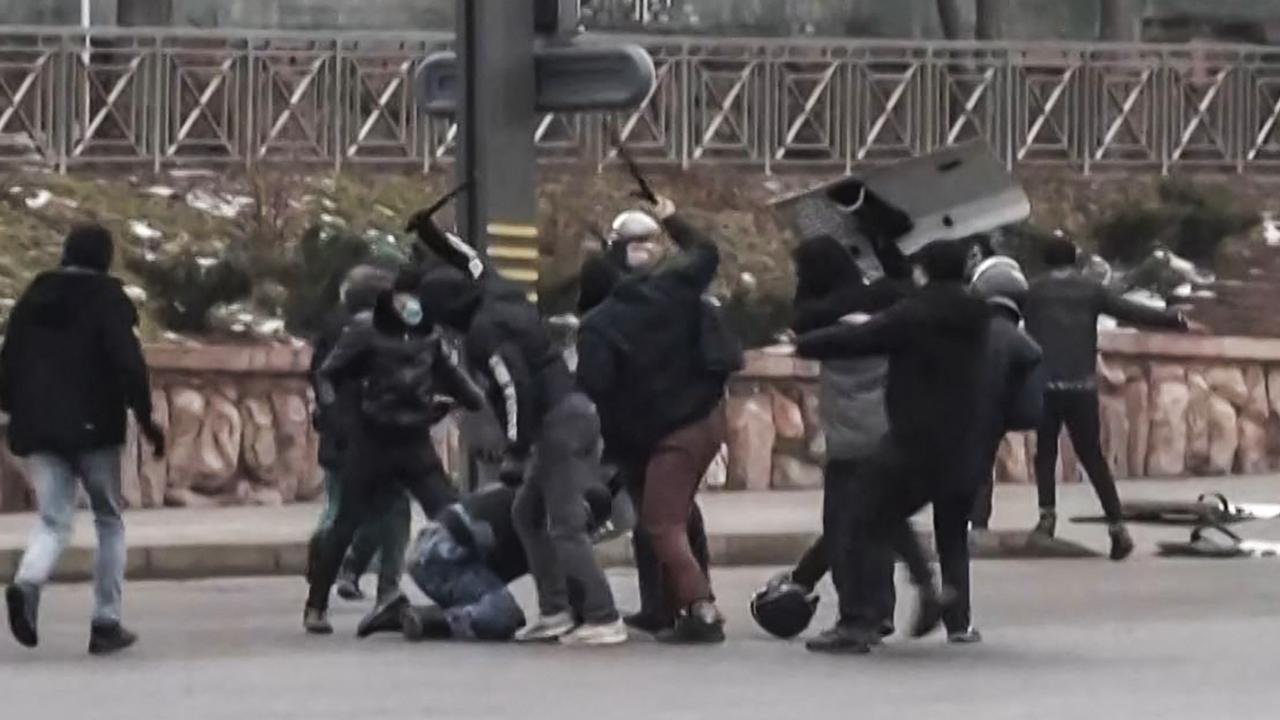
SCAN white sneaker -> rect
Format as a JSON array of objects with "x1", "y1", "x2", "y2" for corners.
[
  {"x1": 559, "y1": 619, "x2": 628, "y2": 646},
  {"x1": 515, "y1": 612, "x2": 575, "y2": 642}
]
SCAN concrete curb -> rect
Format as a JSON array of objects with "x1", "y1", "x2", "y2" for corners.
[{"x1": 0, "y1": 530, "x2": 1098, "y2": 583}]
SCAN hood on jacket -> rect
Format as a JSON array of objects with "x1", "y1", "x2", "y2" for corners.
[
  {"x1": 793, "y1": 235, "x2": 864, "y2": 303},
  {"x1": 21, "y1": 270, "x2": 131, "y2": 331},
  {"x1": 417, "y1": 266, "x2": 483, "y2": 332},
  {"x1": 61, "y1": 224, "x2": 114, "y2": 273},
  {"x1": 340, "y1": 265, "x2": 397, "y2": 315}
]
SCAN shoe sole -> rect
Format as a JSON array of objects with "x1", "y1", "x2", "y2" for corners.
[
  {"x1": 805, "y1": 643, "x2": 872, "y2": 655},
  {"x1": 6, "y1": 586, "x2": 37, "y2": 648},
  {"x1": 560, "y1": 634, "x2": 629, "y2": 646},
  {"x1": 89, "y1": 637, "x2": 137, "y2": 656}
]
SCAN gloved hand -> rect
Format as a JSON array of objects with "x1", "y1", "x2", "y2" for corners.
[
  {"x1": 648, "y1": 195, "x2": 677, "y2": 221},
  {"x1": 141, "y1": 420, "x2": 166, "y2": 459},
  {"x1": 499, "y1": 455, "x2": 526, "y2": 487}
]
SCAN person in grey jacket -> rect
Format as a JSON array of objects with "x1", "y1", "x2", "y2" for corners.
[{"x1": 789, "y1": 235, "x2": 909, "y2": 647}]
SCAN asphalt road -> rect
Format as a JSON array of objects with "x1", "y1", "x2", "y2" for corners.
[{"x1": 1, "y1": 561, "x2": 1278, "y2": 719}]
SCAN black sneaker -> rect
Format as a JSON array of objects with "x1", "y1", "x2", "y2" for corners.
[
  {"x1": 357, "y1": 593, "x2": 409, "y2": 639},
  {"x1": 5, "y1": 583, "x2": 39, "y2": 648},
  {"x1": 911, "y1": 586, "x2": 958, "y2": 639},
  {"x1": 1109, "y1": 524, "x2": 1135, "y2": 561},
  {"x1": 335, "y1": 576, "x2": 365, "y2": 602},
  {"x1": 1032, "y1": 510, "x2": 1057, "y2": 539},
  {"x1": 303, "y1": 607, "x2": 334, "y2": 635},
  {"x1": 805, "y1": 625, "x2": 873, "y2": 655},
  {"x1": 657, "y1": 602, "x2": 725, "y2": 645},
  {"x1": 623, "y1": 611, "x2": 673, "y2": 635},
  {"x1": 88, "y1": 622, "x2": 138, "y2": 656}
]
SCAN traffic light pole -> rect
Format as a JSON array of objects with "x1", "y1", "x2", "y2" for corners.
[{"x1": 455, "y1": 0, "x2": 541, "y2": 291}]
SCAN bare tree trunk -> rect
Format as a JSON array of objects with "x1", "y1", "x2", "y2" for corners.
[
  {"x1": 935, "y1": 0, "x2": 965, "y2": 40},
  {"x1": 975, "y1": 0, "x2": 1004, "y2": 40},
  {"x1": 1100, "y1": 0, "x2": 1137, "y2": 42}
]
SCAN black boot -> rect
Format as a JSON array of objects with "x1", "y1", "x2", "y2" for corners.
[
  {"x1": 335, "y1": 573, "x2": 365, "y2": 602},
  {"x1": 911, "y1": 586, "x2": 957, "y2": 639},
  {"x1": 1032, "y1": 509, "x2": 1057, "y2": 539},
  {"x1": 357, "y1": 593, "x2": 409, "y2": 639},
  {"x1": 623, "y1": 610, "x2": 673, "y2": 635},
  {"x1": 805, "y1": 624, "x2": 873, "y2": 655},
  {"x1": 5, "y1": 583, "x2": 39, "y2": 649},
  {"x1": 402, "y1": 605, "x2": 452, "y2": 641},
  {"x1": 1109, "y1": 524, "x2": 1135, "y2": 561},
  {"x1": 303, "y1": 607, "x2": 334, "y2": 635},
  {"x1": 88, "y1": 622, "x2": 138, "y2": 655},
  {"x1": 657, "y1": 602, "x2": 725, "y2": 645}
]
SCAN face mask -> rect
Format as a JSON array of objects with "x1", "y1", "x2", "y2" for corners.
[
  {"x1": 393, "y1": 293, "x2": 424, "y2": 326},
  {"x1": 627, "y1": 241, "x2": 662, "y2": 270}
]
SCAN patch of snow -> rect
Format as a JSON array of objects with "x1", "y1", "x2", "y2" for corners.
[
  {"x1": 128, "y1": 219, "x2": 163, "y2": 240},
  {"x1": 1264, "y1": 211, "x2": 1280, "y2": 247},
  {"x1": 8, "y1": 186, "x2": 21, "y2": 195},
  {"x1": 53, "y1": 197, "x2": 78, "y2": 209},
  {"x1": 320, "y1": 212, "x2": 347, "y2": 226},
  {"x1": 320, "y1": 197, "x2": 336, "y2": 210},
  {"x1": 123, "y1": 285, "x2": 148, "y2": 304},
  {"x1": 195, "y1": 256, "x2": 218, "y2": 269},
  {"x1": 185, "y1": 188, "x2": 253, "y2": 219},
  {"x1": 24, "y1": 189, "x2": 51, "y2": 209},
  {"x1": 167, "y1": 168, "x2": 219, "y2": 180},
  {"x1": 235, "y1": 311, "x2": 255, "y2": 323},
  {"x1": 143, "y1": 250, "x2": 158, "y2": 263},
  {"x1": 255, "y1": 319, "x2": 286, "y2": 336},
  {"x1": 1193, "y1": 289, "x2": 1217, "y2": 299},
  {"x1": 144, "y1": 185, "x2": 179, "y2": 199},
  {"x1": 230, "y1": 323, "x2": 247, "y2": 334},
  {"x1": 1172, "y1": 283, "x2": 1193, "y2": 298},
  {"x1": 374, "y1": 204, "x2": 397, "y2": 218},
  {"x1": 1121, "y1": 288, "x2": 1167, "y2": 310}
]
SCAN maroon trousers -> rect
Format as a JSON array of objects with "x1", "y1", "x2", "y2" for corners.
[{"x1": 640, "y1": 408, "x2": 726, "y2": 610}]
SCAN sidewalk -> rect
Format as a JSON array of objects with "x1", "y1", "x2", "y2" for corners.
[{"x1": 1, "y1": 477, "x2": 1277, "y2": 581}]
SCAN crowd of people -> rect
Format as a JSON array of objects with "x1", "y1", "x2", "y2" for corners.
[{"x1": 0, "y1": 185, "x2": 1201, "y2": 656}]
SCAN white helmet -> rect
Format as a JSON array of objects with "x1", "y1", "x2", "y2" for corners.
[{"x1": 609, "y1": 210, "x2": 662, "y2": 245}]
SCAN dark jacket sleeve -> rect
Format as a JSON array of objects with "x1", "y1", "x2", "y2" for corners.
[
  {"x1": 1096, "y1": 286, "x2": 1188, "y2": 331},
  {"x1": 0, "y1": 291, "x2": 33, "y2": 412},
  {"x1": 791, "y1": 279, "x2": 908, "y2": 334},
  {"x1": 482, "y1": 341, "x2": 537, "y2": 458},
  {"x1": 795, "y1": 302, "x2": 915, "y2": 361},
  {"x1": 870, "y1": 234, "x2": 912, "y2": 281},
  {"x1": 317, "y1": 324, "x2": 372, "y2": 406},
  {"x1": 432, "y1": 336, "x2": 486, "y2": 412},
  {"x1": 1001, "y1": 331, "x2": 1045, "y2": 433},
  {"x1": 575, "y1": 325, "x2": 619, "y2": 404},
  {"x1": 659, "y1": 215, "x2": 720, "y2": 292},
  {"x1": 99, "y1": 286, "x2": 153, "y2": 425}
]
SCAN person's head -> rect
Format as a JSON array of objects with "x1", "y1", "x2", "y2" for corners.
[
  {"x1": 962, "y1": 233, "x2": 996, "y2": 281},
  {"x1": 609, "y1": 210, "x2": 666, "y2": 271},
  {"x1": 417, "y1": 266, "x2": 483, "y2": 332},
  {"x1": 61, "y1": 224, "x2": 114, "y2": 272},
  {"x1": 909, "y1": 240, "x2": 969, "y2": 287},
  {"x1": 970, "y1": 255, "x2": 1029, "y2": 320},
  {"x1": 1043, "y1": 237, "x2": 1080, "y2": 269},
  {"x1": 339, "y1": 264, "x2": 397, "y2": 315},
  {"x1": 792, "y1": 234, "x2": 864, "y2": 302}
]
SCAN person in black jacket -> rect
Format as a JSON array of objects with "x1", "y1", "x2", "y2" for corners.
[
  {"x1": 577, "y1": 197, "x2": 735, "y2": 644},
  {"x1": 415, "y1": 234, "x2": 625, "y2": 646},
  {"x1": 1023, "y1": 238, "x2": 1199, "y2": 559},
  {"x1": 303, "y1": 277, "x2": 485, "y2": 635},
  {"x1": 307, "y1": 264, "x2": 412, "y2": 606},
  {"x1": 2, "y1": 224, "x2": 164, "y2": 655},
  {"x1": 576, "y1": 210, "x2": 714, "y2": 637},
  {"x1": 795, "y1": 240, "x2": 990, "y2": 655}
]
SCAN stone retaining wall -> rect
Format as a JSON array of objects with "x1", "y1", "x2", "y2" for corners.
[{"x1": 3, "y1": 333, "x2": 1279, "y2": 512}]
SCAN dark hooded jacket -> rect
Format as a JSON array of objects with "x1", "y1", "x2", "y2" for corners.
[
  {"x1": 969, "y1": 304, "x2": 1044, "y2": 490},
  {"x1": 418, "y1": 267, "x2": 575, "y2": 459},
  {"x1": 796, "y1": 282, "x2": 991, "y2": 489},
  {"x1": 318, "y1": 289, "x2": 483, "y2": 440},
  {"x1": 577, "y1": 215, "x2": 730, "y2": 460},
  {"x1": 791, "y1": 236, "x2": 910, "y2": 460},
  {"x1": 0, "y1": 270, "x2": 152, "y2": 457}
]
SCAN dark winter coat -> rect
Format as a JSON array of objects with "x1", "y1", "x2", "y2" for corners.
[
  {"x1": 1023, "y1": 269, "x2": 1187, "y2": 386},
  {"x1": 318, "y1": 292, "x2": 483, "y2": 441},
  {"x1": 577, "y1": 215, "x2": 732, "y2": 461},
  {"x1": 791, "y1": 236, "x2": 910, "y2": 460},
  {"x1": 968, "y1": 307, "x2": 1044, "y2": 491},
  {"x1": 796, "y1": 282, "x2": 991, "y2": 491},
  {"x1": 0, "y1": 269, "x2": 152, "y2": 457}
]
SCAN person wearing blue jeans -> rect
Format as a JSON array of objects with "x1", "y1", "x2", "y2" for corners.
[{"x1": 1, "y1": 224, "x2": 164, "y2": 655}]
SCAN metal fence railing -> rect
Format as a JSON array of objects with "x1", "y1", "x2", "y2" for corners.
[{"x1": 3, "y1": 27, "x2": 1280, "y2": 175}]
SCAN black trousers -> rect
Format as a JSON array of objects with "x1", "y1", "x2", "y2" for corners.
[
  {"x1": 1034, "y1": 388, "x2": 1123, "y2": 523},
  {"x1": 623, "y1": 460, "x2": 711, "y2": 622},
  {"x1": 933, "y1": 491, "x2": 976, "y2": 633},
  {"x1": 823, "y1": 458, "x2": 897, "y2": 631},
  {"x1": 306, "y1": 421, "x2": 457, "y2": 611}
]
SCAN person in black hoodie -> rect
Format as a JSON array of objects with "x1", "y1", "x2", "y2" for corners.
[
  {"x1": 795, "y1": 240, "x2": 991, "y2": 654},
  {"x1": 1022, "y1": 238, "x2": 1198, "y2": 559},
  {"x1": 303, "y1": 275, "x2": 485, "y2": 635},
  {"x1": 2, "y1": 224, "x2": 164, "y2": 655},
  {"x1": 308, "y1": 263, "x2": 412, "y2": 606},
  {"x1": 577, "y1": 197, "x2": 737, "y2": 644},
  {"x1": 414, "y1": 227, "x2": 625, "y2": 646}
]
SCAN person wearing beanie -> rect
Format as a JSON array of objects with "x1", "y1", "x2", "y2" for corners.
[
  {"x1": 2, "y1": 224, "x2": 165, "y2": 655},
  {"x1": 1023, "y1": 237, "x2": 1202, "y2": 560},
  {"x1": 794, "y1": 239, "x2": 991, "y2": 654}
]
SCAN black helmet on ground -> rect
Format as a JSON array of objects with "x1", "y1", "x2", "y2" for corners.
[{"x1": 750, "y1": 574, "x2": 819, "y2": 639}]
